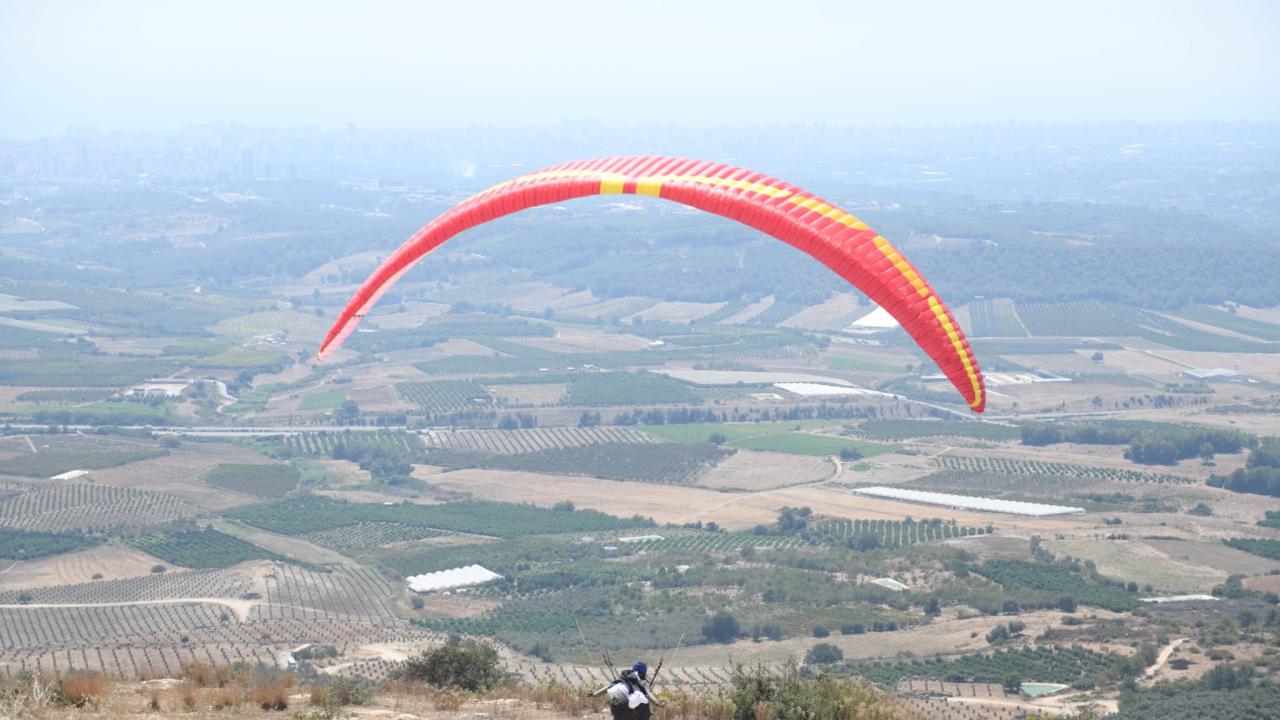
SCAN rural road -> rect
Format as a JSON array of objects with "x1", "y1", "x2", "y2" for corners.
[
  {"x1": 0, "y1": 597, "x2": 258, "y2": 622},
  {"x1": 1145, "y1": 637, "x2": 1188, "y2": 678}
]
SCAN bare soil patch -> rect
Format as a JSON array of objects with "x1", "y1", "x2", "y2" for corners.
[
  {"x1": 626, "y1": 300, "x2": 725, "y2": 324},
  {"x1": 720, "y1": 296, "x2": 775, "y2": 324},
  {"x1": 696, "y1": 450, "x2": 833, "y2": 490},
  {"x1": 678, "y1": 609, "x2": 1120, "y2": 666},
  {"x1": 90, "y1": 443, "x2": 276, "y2": 511},
  {"x1": 779, "y1": 292, "x2": 864, "y2": 331},
  {"x1": 423, "y1": 467, "x2": 1088, "y2": 533},
  {"x1": 0, "y1": 544, "x2": 165, "y2": 592}
]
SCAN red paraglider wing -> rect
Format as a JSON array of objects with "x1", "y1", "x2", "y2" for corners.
[{"x1": 318, "y1": 156, "x2": 985, "y2": 412}]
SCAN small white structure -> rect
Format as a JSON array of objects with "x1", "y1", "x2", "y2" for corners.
[
  {"x1": 852, "y1": 486, "x2": 1085, "y2": 517},
  {"x1": 1182, "y1": 368, "x2": 1248, "y2": 383},
  {"x1": 871, "y1": 577, "x2": 910, "y2": 592},
  {"x1": 775, "y1": 383, "x2": 886, "y2": 398},
  {"x1": 406, "y1": 564, "x2": 502, "y2": 594},
  {"x1": 1141, "y1": 594, "x2": 1219, "y2": 604},
  {"x1": 50, "y1": 469, "x2": 90, "y2": 481},
  {"x1": 129, "y1": 379, "x2": 192, "y2": 399},
  {"x1": 846, "y1": 306, "x2": 899, "y2": 333},
  {"x1": 619, "y1": 535, "x2": 664, "y2": 543}
]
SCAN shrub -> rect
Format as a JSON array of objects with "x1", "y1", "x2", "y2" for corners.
[
  {"x1": 804, "y1": 643, "x2": 845, "y2": 665},
  {"x1": 393, "y1": 639, "x2": 506, "y2": 692},
  {"x1": 728, "y1": 663, "x2": 905, "y2": 720},
  {"x1": 57, "y1": 671, "x2": 108, "y2": 707},
  {"x1": 310, "y1": 676, "x2": 370, "y2": 711}
]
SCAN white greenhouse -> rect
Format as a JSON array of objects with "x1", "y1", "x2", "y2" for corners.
[
  {"x1": 852, "y1": 486, "x2": 1085, "y2": 517},
  {"x1": 406, "y1": 564, "x2": 502, "y2": 594}
]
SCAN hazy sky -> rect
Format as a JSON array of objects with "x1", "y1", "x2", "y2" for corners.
[{"x1": 2, "y1": 0, "x2": 1277, "y2": 138}]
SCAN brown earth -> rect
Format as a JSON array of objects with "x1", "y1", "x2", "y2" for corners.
[{"x1": 0, "y1": 544, "x2": 168, "y2": 592}]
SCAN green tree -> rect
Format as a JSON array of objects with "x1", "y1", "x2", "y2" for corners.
[
  {"x1": 336, "y1": 400, "x2": 360, "y2": 423},
  {"x1": 804, "y1": 643, "x2": 844, "y2": 665},
  {"x1": 703, "y1": 611, "x2": 741, "y2": 644}
]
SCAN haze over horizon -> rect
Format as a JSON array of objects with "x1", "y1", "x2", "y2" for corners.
[{"x1": 2, "y1": 0, "x2": 1278, "y2": 139}]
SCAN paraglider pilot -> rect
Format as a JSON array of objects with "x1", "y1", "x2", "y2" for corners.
[{"x1": 588, "y1": 662, "x2": 662, "y2": 720}]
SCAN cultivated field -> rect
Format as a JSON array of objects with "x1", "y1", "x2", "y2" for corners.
[
  {"x1": 0, "y1": 543, "x2": 165, "y2": 592},
  {"x1": 420, "y1": 426, "x2": 657, "y2": 454},
  {"x1": 0, "y1": 483, "x2": 202, "y2": 533}
]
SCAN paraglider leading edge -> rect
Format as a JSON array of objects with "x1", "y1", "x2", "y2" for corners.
[{"x1": 317, "y1": 156, "x2": 985, "y2": 412}]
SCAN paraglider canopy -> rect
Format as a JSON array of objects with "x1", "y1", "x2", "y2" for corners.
[{"x1": 318, "y1": 156, "x2": 985, "y2": 412}]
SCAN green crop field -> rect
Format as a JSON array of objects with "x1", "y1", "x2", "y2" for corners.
[
  {"x1": 11, "y1": 401, "x2": 175, "y2": 426},
  {"x1": 934, "y1": 455, "x2": 1193, "y2": 484},
  {"x1": 812, "y1": 518, "x2": 984, "y2": 549},
  {"x1": 974, "y1": 559, "x2": 1141, "y2": 612},
  {"x1": 15, "y1": 389, "x2": 115, "y2": 403},
  {"x1": 0, "y1": 528, "x2": 101, "y2": 560},
  {"x1": 623, "y1": 532, "x2": 807, "y2": 553},
  {"x1": 824, "y1": 353, "x2": 907, "y2": 373},
  {"x1": 1223, "y1": 538, "x2": 1280, "y2": 561},
  {"x1": 278, "y1": 430, "x2": 423, "y2": 457},
  {"x1": 303, "y1": 522, "x2": 448, "y2": 551},
  {"x1": 193, "y1": 346, "x2": 286, "y2": 368},
  {"x1": 228, "y1": 495, "x2": 649, "y2": 538},
  {"x1": 564, "y1": 372, "x2": 699, "y2": 405},
  {"x1": 126, "y1": 527, "x2": 283, "y2": 569},
  {"x1": 395, "y1": 380, "x2": 492, "y2": 412},
  {"x1": 299, "y1": 390, "x2": 347, "y2": 410},
  {"x1": 854, "y1": 420, "x2": 1020, "y2": 442},
  {"x1": 0, "y1": 448, "x2": 167, "y2": 479},
  {"x1": 1172, "y1": 305, "x2": 1280, "y2": 342},
  {"x1": 203, "y1": 463, "x2": 300, "y2": 498},
  {"x1": 423, "y1": 442, "x2": 731, "y2": 484},
  {"x1": 1016, "y1": 300, "x2": 1142, "y2": 337},
  {"x1": 644, "y1": 421, "x2": 897, "y2": 458},
  {"x1": 967, "y1": 299, "x2": 1028, "y2": 337},
  {"x1": 0, "y1": 358, "x2": 182, "y2": 387},
  {"x1": 842, "y1": 645, "x2": 1128, "y2": 687}
]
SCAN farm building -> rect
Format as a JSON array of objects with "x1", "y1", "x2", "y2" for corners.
[
  {"x1": 1182, "y1": 367, "x2": 1249, "y2": 383},
  {"x1": 851, "y1": 486, "x2": 1085, "y2": 517},
  {"x1": 405, "y1": 564, "x2": 502, "y2": 594}
]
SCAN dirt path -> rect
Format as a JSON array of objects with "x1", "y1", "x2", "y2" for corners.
[
  {"x1": 1146, "y1": 637, "x2": 1188, "y2": 678},
  {"x1": 0, "y1": 561, "x2": 17, "y2": 576},
  {"x1": 22, "y1": 435, "x2": 37, "y2": 454},
  {"x1": 0, "y1": 597, "x2": 258, "y2": 621},
  {"x1": 672, "y1": 474, "x2": 834, "y2": 524},
  {"x1": 945, "y1": 695, "x2": 1119, "y2": 716}
]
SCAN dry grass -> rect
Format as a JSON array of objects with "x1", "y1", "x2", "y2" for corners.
[
  {"x1": 251, "y1": 673, "x2": 294, "y2": 711},
  {"x1": 58, "y1": 670, "x2": 108, "y2": 707},
  {"x1": 212, "y1": 683, "x2": 249, "y2": 710},
  {"x1": 526, "y1": 682, "x2": 595, "y2": 715},
  {"x1": 431, "y1": 687, "x2": 468, "y2": 710},
  {"x1": 176, "y1": 679, "x2": 198, "y2": 710},
  {"x1": 181, "y1": 661, "x2": 234, "y2": 688}
]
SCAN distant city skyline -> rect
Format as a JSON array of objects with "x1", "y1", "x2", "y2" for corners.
[{"x1": 2, "y1": 0, "x2": 1278, "y2": 139}]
